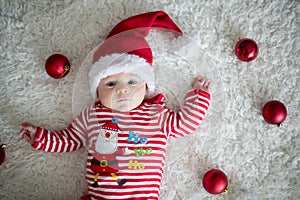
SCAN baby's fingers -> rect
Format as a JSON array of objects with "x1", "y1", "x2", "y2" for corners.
[
  {"x1": 20, "y1": 122, "x2": 37, "y2": 134},
  {"x1": 19, "y1": 129, "x2": 35, "y2": 145},
  {"x1": 19, "y1": 129, "x2": 30, "y2": 142},
  {"x1": 196, "y1": 77, "x2": 205, "y2": 83},
  {"x1": 203, "y1": 79, "x2": 211, "y2": 89}
]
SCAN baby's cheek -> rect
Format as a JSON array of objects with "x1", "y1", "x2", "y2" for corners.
[{"x1": 99, "y1": 91, "x2": 113, "y2": 106}]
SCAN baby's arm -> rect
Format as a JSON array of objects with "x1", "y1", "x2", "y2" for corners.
[
  {"x1": 160, "y1": 76, "x2": 211, "y2": 138},
  {"x1": 19, "y1": 107, "x2": 90, "y2": 152}
]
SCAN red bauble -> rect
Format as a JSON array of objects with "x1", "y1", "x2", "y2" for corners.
[
  {"x1": 203, "y1": 169, "x2": 228, "y2": 195},
  {"x1": 235, "y1": 38, "x2": 259, "y2": 62},
  {"x1": 0, "y1": 144, "x2": 6, "y2": 165},
  {"x1": 262, "y1": 100, "x2": 287, "y2": 126},
  {"x1": 45, "y1": 54, "x2": 71, "y2": 79}
]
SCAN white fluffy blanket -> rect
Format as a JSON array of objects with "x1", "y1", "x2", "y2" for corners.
[{"x1": 0, "y1": 0, "x2": 299, "y2": 199}]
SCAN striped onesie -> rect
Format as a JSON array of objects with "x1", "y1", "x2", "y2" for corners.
[{"x1": 32, "y1": 89, "x2": 210, "y2": 200}]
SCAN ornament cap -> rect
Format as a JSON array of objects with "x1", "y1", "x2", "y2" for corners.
[{"x1": 277, "y1": 123, "x2": 281, "y2": 127}]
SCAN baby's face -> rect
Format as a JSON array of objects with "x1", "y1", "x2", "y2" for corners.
[{"x1": 97, "y1": 73, "x2": 146, "y2": 112}]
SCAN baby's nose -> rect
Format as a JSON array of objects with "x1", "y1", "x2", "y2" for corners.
[{"x1": 117, "y1": 87, "x2": 128, "y2": 94}]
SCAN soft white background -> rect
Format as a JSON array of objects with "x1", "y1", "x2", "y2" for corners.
[{"x1": 0, "y1": 0, "x2": 299, "y2": 199}]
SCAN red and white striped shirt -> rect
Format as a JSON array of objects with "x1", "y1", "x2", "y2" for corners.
[{"x1": 32, "y1": 89, "x2": 210, "y2": 200}]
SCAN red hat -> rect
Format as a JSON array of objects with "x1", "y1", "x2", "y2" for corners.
[
  {"x1": 89, "y1": 11, "x2": 183, "y2": 100},
  {"x1": 102, "y1": 118, "x2": 120, "y2": 132}
]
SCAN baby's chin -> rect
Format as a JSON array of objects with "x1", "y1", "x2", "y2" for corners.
[{"x1": 105, "y1": 102, "x2": 139, "y2": 112}]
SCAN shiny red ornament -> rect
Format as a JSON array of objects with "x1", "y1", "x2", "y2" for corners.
[
  {"x1": 0, "y1": 144, "x2": 6, "y2": 165},
  {"x1": 45, "y1": 54, "x2": 71, "y2": 79},
  {"x1": 203, "y1": 169, "x2": 228, "y2": 195},
  {"x1": 235, "y1": 38, "x2": 259, "y2": 62},
  {"x1": 262, "y1": 100, "x2": 287, "y2": 126}
]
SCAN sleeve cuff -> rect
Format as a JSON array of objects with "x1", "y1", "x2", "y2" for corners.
[
  {"x1": 31, "y1": 127, "x2": 44, "y2": 149},
  {"x1": 187, "y1": 89, "x2": 211, "y2": 99}
]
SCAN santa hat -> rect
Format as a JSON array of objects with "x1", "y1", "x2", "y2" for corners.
[
  {"x1": 102, "y1": 118, "x2": 120, "y2": 132},
  {"x1": 88, "y1": 11, "x2": 183, "y2": 100}
]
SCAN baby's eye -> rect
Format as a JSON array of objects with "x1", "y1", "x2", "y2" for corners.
[
  {"x1": 106, "y1": 81, "x2": 117, "y2": 87},
  {"x1": 128, "y1": 80, "x2": 138, "y2": 85}
]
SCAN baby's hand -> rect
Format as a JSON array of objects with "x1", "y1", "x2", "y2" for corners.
[
  {"x1": 19, "y1": 122, "x2": 37, "y2": 145},
  {"x1": 193, "y1": 76, "x2": 211, "y2": 91}
]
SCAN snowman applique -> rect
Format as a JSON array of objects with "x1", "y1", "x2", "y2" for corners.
[{"x1": 91, "y1": 118, "x2": 127, "y2": 187}]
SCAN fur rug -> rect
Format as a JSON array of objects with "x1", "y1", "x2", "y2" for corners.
[{"x1": 0, "y1": 0, "x2": 299, "y2": 199}]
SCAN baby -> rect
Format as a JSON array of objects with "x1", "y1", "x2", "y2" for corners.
[{"x1": 20, "y1": 11, "x2": 211, "y2": 200}]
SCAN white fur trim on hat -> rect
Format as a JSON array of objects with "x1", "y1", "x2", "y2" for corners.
[{"x1": 88, "y1": 53, "x2": 155, "y2": 100}]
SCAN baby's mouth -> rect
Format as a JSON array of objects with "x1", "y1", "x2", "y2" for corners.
[{"x1": 116, "y1": 98, "x2": 131, "y2": 102}]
